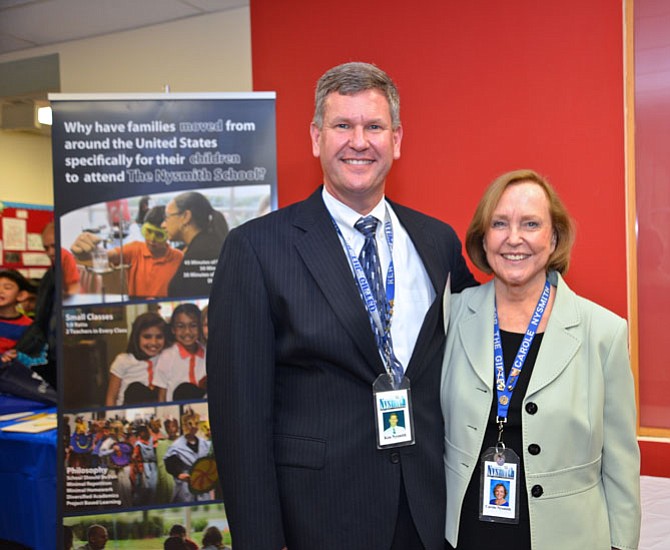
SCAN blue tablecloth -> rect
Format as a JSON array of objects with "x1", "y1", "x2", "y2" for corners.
[
  {"x1": 0, "y1": 394, "x2": 51, "y2": 416},
  {"x1": 0, "y1": 396, "x2": 56, "y2": 550}
]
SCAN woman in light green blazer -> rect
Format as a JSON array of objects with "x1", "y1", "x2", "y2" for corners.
[{"x1": 441, "y1": 169, "x2": 640, "y2": 550}]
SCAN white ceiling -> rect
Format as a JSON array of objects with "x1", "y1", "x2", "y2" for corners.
[{"x1": 0, "y1": 0, "x2": 249, "y2": 56}]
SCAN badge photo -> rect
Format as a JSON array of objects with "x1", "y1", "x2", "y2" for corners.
[{"x1": 373, "y1": 381, "x2": 414, "y2": 449}]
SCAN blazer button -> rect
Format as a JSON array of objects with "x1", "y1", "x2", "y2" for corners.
[
  {"x1": 525, "y1": 402, "x2": 538, "y2": 415},
  {"x1": 531, "y1": 485, "x2": 544, "y2": 498},
  {"x1": 528, "y1": 444, "x2": 541, "y2": 455},
  {"x1": 390, "y1": 452, "x2": 400, "y2": 464}
]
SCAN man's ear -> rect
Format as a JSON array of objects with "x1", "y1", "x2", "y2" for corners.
[{"x1": 310, "y1": 123, "x2": 322, "y2": 158}]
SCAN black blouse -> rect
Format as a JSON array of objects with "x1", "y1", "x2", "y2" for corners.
[{"x1": 447, "y1": 329, "x2": 544, "y2": 550}]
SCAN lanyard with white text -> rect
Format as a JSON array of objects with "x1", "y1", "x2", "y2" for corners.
[
  {"x1": 493, "y1": 279, "x2": 550, "y2": 444},
  {"x1": 331, "y1": 211, "x2": 397, "y2": 364}
]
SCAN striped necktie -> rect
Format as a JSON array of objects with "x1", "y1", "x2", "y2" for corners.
[
  {"x1": 355, "y1": 216, "x2": 404, "y2": 386},
  {"x1": 355, "y1": 216, "x2": 386, "y2": 319}
]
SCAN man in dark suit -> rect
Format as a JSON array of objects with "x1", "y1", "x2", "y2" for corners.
[{"x1": 207, "y1": 62, "x2": 476, "y2": 550}]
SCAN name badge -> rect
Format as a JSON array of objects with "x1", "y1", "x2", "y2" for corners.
[
  {"x1": 373, "y1": 373, "x2": 415, "y2": 449},
  {"x1": 478, "y1": 446, "x2": 520, "y2": 524}
]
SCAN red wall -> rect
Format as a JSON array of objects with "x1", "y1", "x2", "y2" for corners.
[
  {"x1": 251, "y1": 0, "x2": 627, "y2": 315},
  {"x1": 250, "y1": 0, "x2": 667, "y2": 475}
]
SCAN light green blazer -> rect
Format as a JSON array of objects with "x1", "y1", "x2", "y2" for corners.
[{"x1": 441, "y1": 272, "x2": 640, "y2": 550}]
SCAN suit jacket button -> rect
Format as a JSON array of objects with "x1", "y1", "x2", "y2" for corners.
[
  {"x1": 528, "y1": 443, "x2": 541, "y2": 455},
  {"x1": 390, "y1": 452, "x2": 400, "y2": 464},
  {"x1": 531, "y1": 485, "x2": 543, "y2": 498},
  {"x1": 525, "y1": 402, "x2": 538, "y2": 414}
]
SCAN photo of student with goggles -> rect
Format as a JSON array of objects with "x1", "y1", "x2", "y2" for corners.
[{"x1": 71, "y1": 205, "x2": 183, "y2": 298}]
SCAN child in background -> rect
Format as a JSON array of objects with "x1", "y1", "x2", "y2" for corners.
[
  {"x1": 155, "y1": 303, "x2": 207, "y2": 402},
  {"x1": 105, "y1": 311, "x2": 168, "y2": 406},
  {"x1": 71, "y1": 206, "x2": 182, "y2": 298},
  {"x1": 16, "y1": 278, "x2": 39, "y2": 318},
  {"x1": 0, "y1": 269, "x2": 33, "y2": 357}
]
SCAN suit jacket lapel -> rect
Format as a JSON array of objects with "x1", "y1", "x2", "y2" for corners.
[
  {"x1": 458, "y1": 282, "x2": 495, "y2": 389},
  {"x1": 527, "y1": 273, "x2": 581, "y2": 396},
  {"x1": 455, "y1": 275, "x2": 582, "y2": 396},
  {"x1": 293, "y1": 189, "x2": 386, "y2": 376}
]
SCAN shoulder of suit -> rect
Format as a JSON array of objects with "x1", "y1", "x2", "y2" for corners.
[
  {"x1": 570, "y1": 292, "x2": 626, "y2": 327},
  {"x1": 228, "y1": 198, "x2": 304, "y2": 236},
  {"x1": 555, "y1": 273, "x2": 626, "y2": 328},
  {"x1": 389, "y1": 200, "x2": 455, "y2": 229},
  {"x1": 450, "y1": 281, "x2": 491, "y2": 317}
]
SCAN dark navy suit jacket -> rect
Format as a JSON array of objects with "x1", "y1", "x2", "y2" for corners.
[{"x1": 207, "y1": 188, "x2": 476, "y2": 550}]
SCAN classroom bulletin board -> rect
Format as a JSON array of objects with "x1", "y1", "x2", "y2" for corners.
[{"x1": 0, "y1": 201, "x2": 53, "y2": 279}]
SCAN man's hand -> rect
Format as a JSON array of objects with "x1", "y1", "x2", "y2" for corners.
[{"x1": 71, "y1": 232, "x2": 102, "y2": 259}]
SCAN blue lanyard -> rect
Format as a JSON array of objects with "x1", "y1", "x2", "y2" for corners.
[
  {"x1": 331, "y1": 210, "x2": 398, "y2": 369},
  {"x1": 493, "y1": 279, "x2": 551, "y2": 422}
]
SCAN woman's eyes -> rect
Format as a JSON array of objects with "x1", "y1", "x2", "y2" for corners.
[{"x1": 490, "y1": 220, "x2": 541, "y2": 229}]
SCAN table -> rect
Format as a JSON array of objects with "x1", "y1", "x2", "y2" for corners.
[
  {"x1": 0, "y1": 395, "x2": 56, "y2": 550},
  {"x1": 0, "y1": 394, "x2": 52, "y2": 416},
  {"x1": 640, "y1": 475, "x2": 670, "y2": 550}
]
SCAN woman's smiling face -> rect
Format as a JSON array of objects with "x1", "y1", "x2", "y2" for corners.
[{"x1": 484, "y1": 181, "x2": 556, "y2": 293}]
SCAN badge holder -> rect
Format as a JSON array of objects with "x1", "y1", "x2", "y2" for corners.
[
  {"x1": 478, "y1": 442, "x2": 520, "y2": 524},
  {"x1": 373, "y1": 373, "x2": 414, "y2": 449}
]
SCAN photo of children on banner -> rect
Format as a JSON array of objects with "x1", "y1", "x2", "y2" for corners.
[
  {"x1": 156, "y1": 416, "x2": 179, "y2": 503},
  {"x1": 132, "y1": 420, "x2": 159, "y2": 505},
  {"x1": 61, "y1": 186, "x2": 271, "y2": 306},
  {"x1": 163, "y1": 407, "x2": 218, "y2": 503},
  {"x1": 164, "y1": 524, "x2": 199, "y2": 550},
  {"x1": 155, "y1": 303, "x2": 207, "y2": 402},
  {"x1": 162, "y1": 191, "x2": 228, "y2": 298},
  {"x1": 106, "y1": 311, "x2": 169, "y2": 406},
  {"x1": 63, "y1": 403, "x2": 218, "y2": 510},
  {"x1": 200, "y1": 305, "x2": 209, "y2": 345},
  {"x1": 64, "y1": 503, "x2": 229, "y2": 549},
  {"x1": 62, "y1": 300, "x2": 208, "y2": 409},
  {"x1": 71, "y1": 205, "x2": 183, "y2": 299}
]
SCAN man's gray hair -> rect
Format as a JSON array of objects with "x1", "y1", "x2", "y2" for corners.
[{"x1": 313, "y1": 62, "x2": 401, "y2": 129}]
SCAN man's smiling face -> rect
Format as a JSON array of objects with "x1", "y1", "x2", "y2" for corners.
[{"x1": 310, "y1": 89, "x2": 402, "y2": 215}]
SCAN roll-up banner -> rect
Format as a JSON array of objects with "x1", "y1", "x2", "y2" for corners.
[{"x1": 50, "y1": 93, "x2": 276, "y2": 548}]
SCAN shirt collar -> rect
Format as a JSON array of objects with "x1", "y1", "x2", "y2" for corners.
[
  {"x1": 141, "y1": 242, "x2": 173, "y2": 261},
  {"x1": 322, "y1": 187, "x2": 388, "y2": 235},
  {"x1": 177, "y1": 342, "x2": 205, "y2": 359}
]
